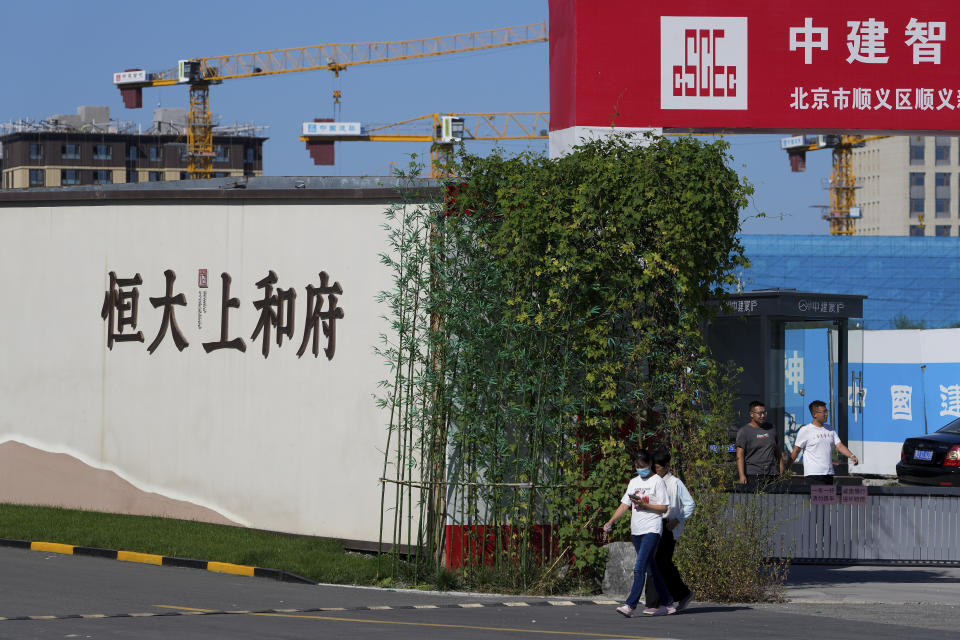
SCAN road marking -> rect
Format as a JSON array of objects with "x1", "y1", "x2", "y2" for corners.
[
  {"x1": 0, "y1": 599, "x2": 650, "y2": 625},
  {"x1": 157, "y1": 605, "x2": 666, "y2": 638},
  {"x1": 255, "y1": 611, "x2": 662, "y2": 638},
  {"x1": 0, "y1": 597, "x2": 645, "y2": 625}
]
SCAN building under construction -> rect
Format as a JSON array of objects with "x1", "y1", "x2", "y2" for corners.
[
  {"x1": 851, "y1": 136, "x2": 960, "y2": 237},
  {"x1": 0, "y1": 105, "x2": 266, "y2": 189},
  {"x1": 784, "y1": 134, "x2": 960, "y2": 237}
]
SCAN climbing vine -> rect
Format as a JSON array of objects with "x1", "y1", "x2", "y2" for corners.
[{"x1": 377, "y1": 133, "x2": 752, "y2": 591}]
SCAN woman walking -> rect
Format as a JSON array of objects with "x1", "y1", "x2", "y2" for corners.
[
  {"x1": 642, "y1": 448, "x2": 696, "y2": 612},
  {"x1": 602, "y1": 450, "x2": 677, "y2": 617}
]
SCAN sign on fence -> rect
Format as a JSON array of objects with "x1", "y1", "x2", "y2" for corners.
[
  {"x1": 810, "y1": 484, "x2": 837, "y2": 504},
  {"x1": 841, "y1": 485, "x2": 869, "y2": 505}
]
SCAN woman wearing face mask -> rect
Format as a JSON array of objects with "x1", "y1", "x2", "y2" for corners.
[{"x1": 602, "y1": 449, "x2": 676, "y2": 617}]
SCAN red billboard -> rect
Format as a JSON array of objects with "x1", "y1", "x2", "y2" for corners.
[{"x1": 549, "y1": 0, "x2": 960, "y2": 133}]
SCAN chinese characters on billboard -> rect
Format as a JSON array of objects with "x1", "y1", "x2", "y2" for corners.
[{"x1": 549, "y1": 0, "x2": 960, "y2": 132}]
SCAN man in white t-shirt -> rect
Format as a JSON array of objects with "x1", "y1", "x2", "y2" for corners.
[{"x1": 784, "y1": 400, "x2": 859, "y2": 484}]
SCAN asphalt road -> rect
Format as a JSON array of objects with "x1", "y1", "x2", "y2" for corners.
[{"x1": 2, "y1": 546, "x2": 959, "y2": 640}]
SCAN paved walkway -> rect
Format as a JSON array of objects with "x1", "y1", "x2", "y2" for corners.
[{"x1": 783, "y1": 564, "x2": 960, "y2": 605}]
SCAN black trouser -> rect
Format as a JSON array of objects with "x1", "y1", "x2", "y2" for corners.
[
  {"x1": 643, "y1": 528, "x2": 690, "y2": 608},
  {"x1": 806, "y1": 474, "x2": 834, "y2": 485}
]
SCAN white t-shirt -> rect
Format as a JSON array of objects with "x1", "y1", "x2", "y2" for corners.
[
  {"x1": 620, "y1": 473, "x2": 668, "y2": 535},
  {"x1": 660, "y1": 472, "x2": 696, "y2": 539},
  {"x1": 794, "y1": 422, "x2": 841, "y2": 476}
]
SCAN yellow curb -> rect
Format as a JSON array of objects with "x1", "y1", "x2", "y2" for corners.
[
  {"x1": 207, "y1": 561, "x2": 255, "y2": 576},
  {"x1": 118, "y1": 550, "x2": 163, "y2": 565},
  {"x1": 30, "y1": 541, "x2": 74, "y2": 555}
]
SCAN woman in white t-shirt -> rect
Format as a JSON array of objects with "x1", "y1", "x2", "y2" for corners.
[{"x1": 602, "y1": 450, "x2": 677, "y2": 617}]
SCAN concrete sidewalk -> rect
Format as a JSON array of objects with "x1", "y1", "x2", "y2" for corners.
[{"x1": 783, "y1": 564, "x2": 960, "y2": 605}]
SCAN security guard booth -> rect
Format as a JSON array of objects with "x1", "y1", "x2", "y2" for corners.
[{"x1": 706, "y1": 290, "x2": 866, "y2": 475}]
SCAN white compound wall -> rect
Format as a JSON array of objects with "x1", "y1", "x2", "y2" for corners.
[{"x1": 0, "y1": 193, "x2": 402, "y2": 543}]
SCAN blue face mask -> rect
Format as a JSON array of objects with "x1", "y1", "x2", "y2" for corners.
[{"x1": 637, "y1": 467, "x2": 651, "y2": 478}]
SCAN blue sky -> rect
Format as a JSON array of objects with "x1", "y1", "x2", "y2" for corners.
[{"x1": 1, "y1": 0, "x2": 831, "y2": 234}]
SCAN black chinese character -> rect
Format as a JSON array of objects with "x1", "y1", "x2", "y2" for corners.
[
  {"x1": 147, "y1": 269, "x2": 189, "y2": 353},
  {"x1": 202, "y1": 272, "x2": 246, "y2": 353},
  {"x1": 101, "y1": 271, "x2": 144, "y2": 349},
  {"x1": 297, "y1": 271, "x2": 343, "y2": 360},
  {"x1": 250, "y1": 270, "x2": 296, "y2": 358}
]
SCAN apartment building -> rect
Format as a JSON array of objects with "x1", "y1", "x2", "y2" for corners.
[
  {"x1": 1, "y1": 106, "x2": 266, "y2": 189},
  {"x1": 853, "y1": 136, "x2": 960, "y2": 236}
]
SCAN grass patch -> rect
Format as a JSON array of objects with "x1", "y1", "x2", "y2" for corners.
[{"x1": 0, "y1": 503, "x2": 382, "y2": 585}]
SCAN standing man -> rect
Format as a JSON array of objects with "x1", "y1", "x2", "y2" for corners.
[
  {"x1": 642, "y1": 449, "x2": 696, "y2": 613},
  {"x1": 784, "y1": 400, "x2": 859, "y2": 484},
  {"x1": 736, "y1": 401, "x2": 783, "y2": 485}
]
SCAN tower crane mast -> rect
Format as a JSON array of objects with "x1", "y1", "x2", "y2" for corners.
[
  {"x1": 782, "y1": 134, "x2": 888, "y2": 235},
  {"x1": 113, "y1": 23, "x2": 548, "y2": 178}
]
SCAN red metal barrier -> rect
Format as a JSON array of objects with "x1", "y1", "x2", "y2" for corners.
[{"x1": 444, "y1": 524, "x2": 560, "y2": 569}]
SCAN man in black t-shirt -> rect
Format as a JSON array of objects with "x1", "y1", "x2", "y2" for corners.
[{"x1": 735, "y1": 401, "x2": 783, "y2": 485}]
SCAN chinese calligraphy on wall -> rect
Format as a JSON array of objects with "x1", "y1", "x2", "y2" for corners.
[{"x1": 101, "y1": 269, "x2": 344, "y2": 360}]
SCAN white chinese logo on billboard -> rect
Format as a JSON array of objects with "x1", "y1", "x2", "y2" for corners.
[{"x1": 660, "y1": 17, "x2": 748, "y2": 111}]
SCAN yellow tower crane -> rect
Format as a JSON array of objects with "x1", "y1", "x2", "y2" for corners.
[
  {"x1": 299, "y1": 112, "x2": 549, "y2": 178},
  {"x1": 113, "y1": 23, "x2": 548, "y2": 179},
  {"x1": 781, "y1": 134, "x2": 888, "y2": 235}
]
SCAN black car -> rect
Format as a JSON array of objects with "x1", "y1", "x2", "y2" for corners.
[{"x1": 896, "y1": 417, "x2": 960, "y2": 486}]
